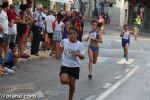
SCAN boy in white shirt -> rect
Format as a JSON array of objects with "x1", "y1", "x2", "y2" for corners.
[{"x1": 59, "y1": 27, "x2": 85, "y2": 100}]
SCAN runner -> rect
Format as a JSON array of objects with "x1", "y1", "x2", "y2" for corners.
[
  {"x1": 85, "y1": 20, "x2": 103, "y2": 79},
  {"x1": 120, "y1": 24, "x2": 131, "y2": 62},
  {"x1": 134, "y1": 15, "x2": 141, "y2": 40},
  {"x1": 59, "y1": 27, "x2": 85, "y2": 100}
]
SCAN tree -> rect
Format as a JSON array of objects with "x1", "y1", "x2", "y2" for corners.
[{"x1": 12, "y1": 0, "x2": 24, "y2": 4}]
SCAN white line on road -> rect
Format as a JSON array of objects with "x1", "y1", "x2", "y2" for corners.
[
  {"x1": 97, "y1": 57, "x2": 108, "y2": 63},
  {"x1": 85, "y1": 57, "x2": 108, "y2": 64},
  {"x1": 95, "y1": 66, "x2": 139, "y2": 100},
  {"x1": 115, "y1": 75, "x2": 122, "y2": 80},
  {"x1": 125, "y1": 69, "x2": 130, "y2": 73},
  {"x1": 84, "y1": 95, "x2": 97, "y2": 100},
  {"x1": 103, "y1": 83, "x2": 112, "y2": 89}
]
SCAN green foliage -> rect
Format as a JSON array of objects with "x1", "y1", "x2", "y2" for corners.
[{"x1": 12, "y1": 0, "x2": 23, "y2": 4}]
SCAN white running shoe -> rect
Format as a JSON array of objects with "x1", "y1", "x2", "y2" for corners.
[{"x1": 4, "y1": 67, "x2": 15, "y2": 74}]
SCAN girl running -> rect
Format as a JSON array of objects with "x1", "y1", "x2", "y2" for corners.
[
  {"x1": 120, "y1": 24, "x2": 131, "y2": 61},
  {"x1": 85, "y1": 20, "x2": 103, "y2": 79},
  {"x1": 59, "y1": 27, "x2": 85, "y2": 100}
]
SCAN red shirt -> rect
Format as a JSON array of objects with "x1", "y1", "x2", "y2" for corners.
[{"x1": 7, "y1": 10, "x2": 17, "y2": 22}]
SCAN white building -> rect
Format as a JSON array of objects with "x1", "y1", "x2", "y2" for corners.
[
  {"x1": 109, "y1": 0, "x2": 128, "y2": 26},
  {"x1": 73, "y1": 0, "x2": 128, "y2": 26}
]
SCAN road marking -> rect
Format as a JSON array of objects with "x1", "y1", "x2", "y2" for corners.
[
  {"x1": 99, "y1": 48, "x2": 143, "y2": 53},
  {"x1": 85, "y1": 57, "x2": 108, "y2": 64},
  {"x1": 117, "y1": 58, "x2": 134, "y2": 65},
  {"x1": 84, "y1": 95, "x2": 96, "y2": 100},
  {"x1": 94, "y1": 66, "x2": 139, "y2": 100},
  {"x1": 115, "y1": 75, "x2": 122, "y2": 80},
  {"x1": 103, "y1": 83, "x2": 112, "y2": 89},
  {"x1": 97, "y1": 57, "x2": 108, "y2": 63},
  {"x1": 4, "y1": 82, "x2": 35, "y2": 93},
  {"x1": 125, "y1": 69, "x2": 130, "y2": 73}
]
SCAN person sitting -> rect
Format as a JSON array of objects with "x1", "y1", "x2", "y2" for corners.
[{"x1": 3, "y1": 43, "x2": 19, "y2": 70}]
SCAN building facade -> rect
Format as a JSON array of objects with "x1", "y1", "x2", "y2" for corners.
[{"x1": 73, "y1": 0, "x2": 128, "y2": 26}]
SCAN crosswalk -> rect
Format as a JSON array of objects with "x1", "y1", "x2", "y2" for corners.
[
  {"x1": 117, "y1": 58, "x2": 135, "y2": 65},
  {"x1": 83, "y1": 56, "x2": 135, "y2": 65}
]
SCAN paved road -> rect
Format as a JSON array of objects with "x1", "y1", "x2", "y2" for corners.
[{"x1": 0, "y1": 34, "x2": 150, "y2": 100}]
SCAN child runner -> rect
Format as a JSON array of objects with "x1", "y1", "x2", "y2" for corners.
[
  {"x1": 59, "y1": 27, "x2": 85, "y2": 100},
  {"x1": 120, "y1": 24, "x2": 130, "y2": 61},
  {"x1": 85, "y1": 20, "x2": 103, "y2": 79}
]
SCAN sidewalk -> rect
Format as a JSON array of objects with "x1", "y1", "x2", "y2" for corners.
[{"x1": 18, "y1": 47, "x2": 50, "y2": 63}]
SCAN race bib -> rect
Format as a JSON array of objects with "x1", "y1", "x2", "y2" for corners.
[
  {"x1": 90, "y1": 32, "x2": 97, "y2": 39},
  {"x1": 64, "y1": 49, "x2": 74, "y2": 56}
]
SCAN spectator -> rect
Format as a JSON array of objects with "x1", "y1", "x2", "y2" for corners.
[
  {"x1": 7, "y1": 4, "x2": 18, "y2": 45},
  {"x1": 45, "y1": 10, "x2": 55, "y2": 55},
  {"x1": 98, "y1": 15, "x2": 105, "y2": 34},
  {"x1": 4, "y1": 43, "x2": 19, "y2": 69},
  {"x1": 17, "y1": 4, "x2": 31, "y2": 58},
  {"x1": 0, "y1": 2, "x2": 9, "y2": 57},
  {"x1": 31, "y1": 4, "x2": 43, "y2": 56}
]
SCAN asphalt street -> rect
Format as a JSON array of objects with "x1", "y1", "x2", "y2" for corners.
[{"x1": 0, "y1": 33, "x2": 150, "y2": 100}]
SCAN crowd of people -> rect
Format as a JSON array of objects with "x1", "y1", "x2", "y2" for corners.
[{"x1": 0, "y1": 1, "x2": 85, "y2": 75}]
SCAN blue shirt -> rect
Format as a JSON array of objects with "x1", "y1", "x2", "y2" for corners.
[{"x1": 4, "y1": 49, "x2": 13, "y2": 62}]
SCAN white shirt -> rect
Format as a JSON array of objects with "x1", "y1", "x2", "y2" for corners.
[
  {"x1": 122, "y1": 31, "x2": 130, "y2": 40},
  {"x1": 60, "y1": 39, "x2": 85, "y2": 67},
  {"x1": 45, "y1": 15, "x2": 55, "y2": 33},
  {"x1": 0, "y1": 10, "x2": 8, "y2": 34},
  {"x1": 8, "y1": 24, "x2": 17, "y2": 35},
  {"x1": 55, "y1": 21, "x2": 64, "y2": 31}
]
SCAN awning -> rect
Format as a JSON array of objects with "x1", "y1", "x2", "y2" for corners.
[
  {"x1": 98, "y1": 0, "x2": 116, "y2": 4},
  {"x1": 50, "y1": 0, "x2": 74, "y2": 3}
]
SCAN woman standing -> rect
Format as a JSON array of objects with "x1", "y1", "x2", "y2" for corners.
[
  {"x1": 86, "y1": 20, "x2": 103, "y2": 79},
  {"x1": 17, "y1": 4, "x2": 31, "y2": 58}
]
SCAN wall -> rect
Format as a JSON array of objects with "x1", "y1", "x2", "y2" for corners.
[
  {"x1": 105, "y1": 7, "x2": 120, "y2": 25},
  {"x1": 107, "y1": 0, "x2": 128, "y2": 26}
]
